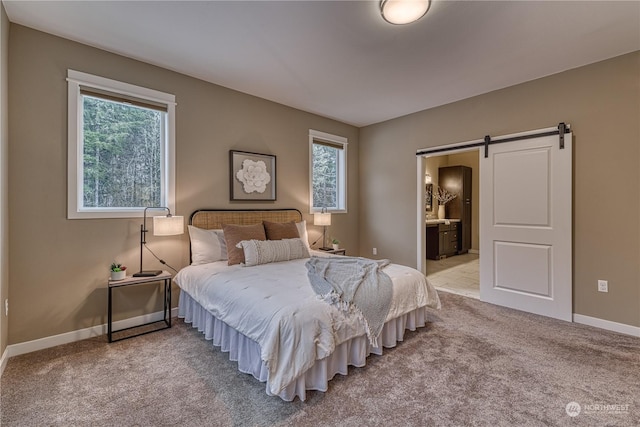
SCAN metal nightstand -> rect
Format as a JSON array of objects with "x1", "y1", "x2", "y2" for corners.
[
  {"x1": 324, "y1": 248, "x2": 346, "y2": 256},
  {"x1": 107, "y1": 270, "x2": 172, "y2": 343}
]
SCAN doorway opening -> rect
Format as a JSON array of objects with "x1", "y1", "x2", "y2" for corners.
[
  {"x1": 417, "y1": 124, "x2": 572, "y2": 321},
  {"x1": 421, "y1": 149, "x2": 480, "y2": 299}
]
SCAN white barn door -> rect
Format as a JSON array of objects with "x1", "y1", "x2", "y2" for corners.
[{"x1": 480, "y1": 127, "x2": 572, "y2": 321}]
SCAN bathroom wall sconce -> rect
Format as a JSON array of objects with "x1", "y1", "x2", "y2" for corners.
[{"x1": 380, "y1": 0, "x2": 431, "y2": 25}]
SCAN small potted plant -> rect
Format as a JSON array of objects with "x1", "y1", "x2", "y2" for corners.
[
  {"x1": 331, "y1": 238, "x2": 340, "y2": 251},
  {"x1": 110, "y1": 262, "x2": 127, "y2": 281}
]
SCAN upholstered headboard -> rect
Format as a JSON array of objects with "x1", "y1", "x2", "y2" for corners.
[{"x1": 189, "y1": 209, "x2": 303, "y2": 229}]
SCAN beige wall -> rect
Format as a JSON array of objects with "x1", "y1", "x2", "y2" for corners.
[
  {"x1": 8, "y1": 25, "x2": 359, "y2": 344},
  {"x1": 5, "y1": 24, "x2": 639, "y2": 346},
  {"x1": 360, "y1": 52, "x2": 640, "y2": 328},
  {"x1": 0, "y1": 4, "x2": 8, "y2": 356}
]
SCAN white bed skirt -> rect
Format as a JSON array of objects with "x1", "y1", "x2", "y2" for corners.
[{"x1": 178, "y1": 290, "x2": 428, "y2": 401}]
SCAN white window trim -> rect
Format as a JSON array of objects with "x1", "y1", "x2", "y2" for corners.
[
  {"x1": 67, "y1": 70, "x2": 176, "y2": 219},
  {"x1": 309, "y1": 129, "x2": 348, "y2": 214}
]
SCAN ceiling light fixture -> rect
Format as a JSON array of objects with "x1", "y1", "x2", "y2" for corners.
[{"x1": 380, "y1": 0, "x2": 431, "y2": 25}]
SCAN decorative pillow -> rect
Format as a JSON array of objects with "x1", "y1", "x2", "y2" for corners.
[
  {"x1": 223, "y1": 223, "x2": 267, "y2": 265},
  {"x1": 187, "y1": 225, "x2": 227, "y2": 265},
  {"x1": 215, "y1": 230, "x2": 227, "y2": 260},
  {"x1": 236, "y1": 238, "x2": 310, "y2": 267},
  {"x1": 296, "y1": 220, "x2": 311, "y2": 250},
  {"x1": 263, "y1": 220, "x2": 300, "y2": 240}
]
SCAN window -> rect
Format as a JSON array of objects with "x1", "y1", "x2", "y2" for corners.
[
  {"x1": 309, "y1": 130, "x2": 347, "y2": 213},
  {"x1": 67, "y1": 70, "x2": 176, "y2": 218}
]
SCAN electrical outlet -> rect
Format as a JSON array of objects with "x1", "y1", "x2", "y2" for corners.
[
  {"x1": 597, "y1": 280, "x2": 608, "y2": 293},
  {"x1": 372, "y1": 247, "x2": 377, "y2": 255}
]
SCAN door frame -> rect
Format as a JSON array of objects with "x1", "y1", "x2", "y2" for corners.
[{"x1": 416, "y1": 143, "x2": 481, "y2": 274}]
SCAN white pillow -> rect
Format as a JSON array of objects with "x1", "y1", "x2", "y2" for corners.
[
  {"x1": 295, "y1": 220, "x2": 311, "y2": 250},
  {"x1": 236, "y1": 238, "x2": 310, "y2": 267},
  {"x1": 188, "y1": 225, "x2": 227, "y2": 265}
]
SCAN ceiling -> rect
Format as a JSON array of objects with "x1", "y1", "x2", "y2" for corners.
[{"x1": 4, "y1": 1, "x2": 640, "y2": 127}]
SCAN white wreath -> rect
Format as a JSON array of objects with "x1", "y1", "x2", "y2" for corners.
[{"x1": 236, "y1": 159, "x2": 271, "y2": 194}]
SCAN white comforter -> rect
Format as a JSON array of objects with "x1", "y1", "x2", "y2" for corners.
[{"x1": 174, "y1": 254, "x2": 440, "y2": 395}]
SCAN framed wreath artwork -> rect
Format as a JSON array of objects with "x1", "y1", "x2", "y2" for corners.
[{"x1": 229, "y1": 150, "x2": 276, "y2": 201}]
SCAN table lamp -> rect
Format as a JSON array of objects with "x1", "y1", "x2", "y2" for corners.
[
  {"x1": 313, "y1": 207, "x2": 332, "y2": 251},
  {"x1": 133, "y1": 207, "x2": 184, "y2": 277}
]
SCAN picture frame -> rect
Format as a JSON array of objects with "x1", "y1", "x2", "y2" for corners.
[{"x1": 229, "y1": 150, "x2": 277, "y2": 201}]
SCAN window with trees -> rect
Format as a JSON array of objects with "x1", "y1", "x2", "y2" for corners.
[
  {"x1": 309, "y1": 130, "x2": 347, "y2": 213},
  {"x1": 67, "y1": 70, "x2": 176, "y2": 218}
]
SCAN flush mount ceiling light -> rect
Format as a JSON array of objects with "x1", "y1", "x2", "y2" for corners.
[{"x1": 380, "y1": 0, "x2": 431, "y2": 25}]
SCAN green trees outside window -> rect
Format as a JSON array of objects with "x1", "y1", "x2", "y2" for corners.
[
  {"x1": 82, "y1": 95, "x2": 164, "y2": 208},
  {"x1": 312, "y1": 143, "x2": 338, "y2": 209}
]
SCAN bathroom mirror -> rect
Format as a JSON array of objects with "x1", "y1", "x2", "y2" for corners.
[{"x1": 425, "y1": 183, "x2": 433, "y2": 212}]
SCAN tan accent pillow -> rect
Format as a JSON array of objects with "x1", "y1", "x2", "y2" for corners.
[
  {"x1": 223, "y1": 223, "x2": 266, "y2": 265},
  {"x1": 263, "y1": 221, "x2": 300, "y2": 240}
]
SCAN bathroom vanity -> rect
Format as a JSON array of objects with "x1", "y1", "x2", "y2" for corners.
[{"x1": 426, "y1": 219, "x2": 461, "y2": 260}]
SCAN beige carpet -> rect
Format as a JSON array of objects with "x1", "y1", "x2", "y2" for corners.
[{"x1": 1, "y1": 292, "x2": 639, "y2": 426}]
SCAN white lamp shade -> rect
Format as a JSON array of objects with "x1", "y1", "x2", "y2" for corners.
[
  {"x1": 381, "y1": 0, "x2": 430, "y2": 25},
  {"x1": 314, "y1": 212, "x2": 332, "y2": 226},
  {"x1": 153, "y1": 215, "x2": 184, "y2": 236}
]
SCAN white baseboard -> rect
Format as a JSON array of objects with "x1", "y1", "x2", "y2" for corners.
[
  {"x1": 468, "y1": 249, "x2": 479, "y2": 254},
  {"x1": 573, "y1": 313, "x2": 640, "y2": 337},
  {"x1": 0, "y1": 347, "x2": 8, "y2": 377},
  {"x1": 5, "y1": 307, "x2": 178, "y2": 360}
]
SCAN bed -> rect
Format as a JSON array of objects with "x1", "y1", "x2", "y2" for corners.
[{"x1": 175, "y1": 209, "x2": 441, "y2": 401}]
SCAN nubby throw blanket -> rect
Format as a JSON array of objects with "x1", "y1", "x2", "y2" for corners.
[{"x1": 306, "y1": 256, "x2": 393, "y2": 347}]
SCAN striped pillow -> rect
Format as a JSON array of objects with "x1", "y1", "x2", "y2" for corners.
[{"x1": 236, "y1": 238, "x2": 310, "y2": 267}]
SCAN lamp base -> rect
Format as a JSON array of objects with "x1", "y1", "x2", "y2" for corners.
[
  {"x1": 318, "y1": 247, "x2": 334, "y2": 251},
  {"x1": 133, "y1": 270, "x2": 163, "y2": 277}
]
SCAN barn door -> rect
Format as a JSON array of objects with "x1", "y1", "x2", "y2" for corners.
[{"x1": 480, "y1": 127, "x2": 572, "y2": 321}]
